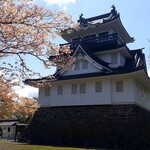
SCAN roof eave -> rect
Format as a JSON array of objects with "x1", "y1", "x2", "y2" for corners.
[{"x1": 62, "y1": 16, "x2": 133, "y2": 44}]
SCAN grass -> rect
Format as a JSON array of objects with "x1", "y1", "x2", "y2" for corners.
[{"x1": 0, "y1": 140, "x2": 96, "y2": 150}]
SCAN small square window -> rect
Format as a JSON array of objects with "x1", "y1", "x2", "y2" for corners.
[
  {"x1": 8, "y1": 127, "x2": 10, "y2": 132},
  {"x1": 45, "y1": 87, "x2": 50, "y2": 97},
  {"x1": 80, "y1": 83, "x2": 86, "y2": 94},
  {"x1": 71, "y1": 84, "x2": 77, "y2": 94},
  {"x1": 95, "y1": 82, "x2": 102, "y2": 93},
  {"x1": 57, "y1": 85, "x2": 63, "y2": 95},
  {"x1": 116, "y1": 81, "x2": 123, "y2": 92}
]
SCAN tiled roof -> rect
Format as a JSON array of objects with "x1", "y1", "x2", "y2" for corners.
[
  {"x1": 24, "y1": 66, "x2": 145, "y2": 84},
  {"x1": 24, "y1": 6, "x2": 146, "y2": 85},
  {"x1": 24, "y1": 46, "x2": 146, "y2": 84},
  {"x1": 56, "y1": 66, "x2": 145, "y2": 81},
  {"x1": 78, "y1": 5, "x2": 119, "y2": 25},
  {"x1": 25, "y1": 48, "x2": 145, "y2": 82},
  {"x1": 0, "y1": 121, "x2": 18, "y2": 126},
  {"x1": 0, "y1": 121, "x2": 28, "y2": 126}
]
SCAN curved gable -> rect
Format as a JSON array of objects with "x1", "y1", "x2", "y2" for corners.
[{"x1": 57, "y1": 44, "x2": 112, "y2": 76}]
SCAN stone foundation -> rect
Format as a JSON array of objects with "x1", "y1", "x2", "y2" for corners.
[{"x1": 22, "y1": 104, "x2": 150, "y2": 149}]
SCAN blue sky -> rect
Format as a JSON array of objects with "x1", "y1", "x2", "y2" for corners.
[
  {"x1": 17, "y1": 0, "x2": 150, "y2": 97},
  {"x1": 33, "y1": 0, "x2": 150, "y2": 66}
]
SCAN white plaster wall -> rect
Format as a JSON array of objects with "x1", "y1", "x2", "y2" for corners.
[
  {"x1": 62, "y1": 61, "x2": 101, "y2": 76},
  {"x1": 51, "y1": 79, "x2": 112, "y2": 106},
  {"x1": 97, "y1": 52, "x2": 126, "y2": 68},
  {"x1": 38, "y1": 69, "x2": 150, "y2": 109},
  {"x1": 111, "y1": 77, "x2": 134, "y2": 104},
  {"x1": 38, "y1": 78, "x2": 112, "y2": 106},
  {"x1": 134, "y1": 80, "x2": 150, "y2": 110},
  {"x1": 1, "y1": 126, "x2": 16, "y2": 139},
  {"x1": 38, "y1": 87, "x2": 51, "y2": 106},
  {"x1": 38, "y1": 76, "x2": 137, "y2": 107},
  {"x1": 121, "y1": 55, "x2": 126, "y2": 66},
  {"x1": 97, "y1": 53, "x2": 111, "y2": 63}
]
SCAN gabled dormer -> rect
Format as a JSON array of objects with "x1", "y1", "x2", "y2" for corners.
[
  {"x1": 24, "y1": 6, "x2": 147, "y2": 86},
  {"x1": 55, "y1": 44, "x2": 113, "y2": 77},
  {"x1": 50, "y1": 6, "x2": 146, "y2": 79},
  {"x1": 96, "y1": 46, "x2": 132, "y2": 68}
]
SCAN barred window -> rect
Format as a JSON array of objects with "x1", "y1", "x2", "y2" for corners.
[
  {"x1": 57, "y1": 85, "x2": 63, "y2": 95},
  {"x1": 84, "y1": 34, "x2": 96, "y2": 41},
  {"x1": 116, "y1": 81, "x2": 123, "y2": 92},
  {"x1": 95, "y1": 82, "x2": 102, "y2": 93},
  {"x1": 45, "y1": 87, "x2": 50, "y2": 97},
  {"x1": 71, "y1": 84, "x2": 77, "y2": 94}
]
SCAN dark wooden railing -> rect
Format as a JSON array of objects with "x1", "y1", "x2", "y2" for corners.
[{"x1": 60, "y1": 33, "x2": 124, "y2": 51}]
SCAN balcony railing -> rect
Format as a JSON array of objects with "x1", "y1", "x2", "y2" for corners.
[{"x1": 60, "y1": 33, "x2": 124, "y2": 51}]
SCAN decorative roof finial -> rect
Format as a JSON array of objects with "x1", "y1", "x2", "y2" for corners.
[
  {"x1": 77, "y1": 13, "x2": 87, "y2": 24},
  {"x1": 111, "y1": 5, "x2": 117, "y2": 16},
  {"x1": 80, "y1": 13, "x2": 84, "y2": 20},
  {"x1": 111, "y1": 4, "x2": 115, "y2": 10}
]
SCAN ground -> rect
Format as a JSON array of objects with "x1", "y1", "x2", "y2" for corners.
[{"x1": 0, "y1": 140, "x2": 106, "y2": 150}]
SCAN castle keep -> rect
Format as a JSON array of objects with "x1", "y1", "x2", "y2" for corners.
[{"x1": 25, "y1": 6, "x2": 150, "y2": 149}]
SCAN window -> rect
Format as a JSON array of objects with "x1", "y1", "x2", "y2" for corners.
[
  {"x1": 45, "y1": 87, "x2": 50, "y2": 97},
  {"x1": 116, "y1": 81, "x2": 123, "y2": 92},
  {"x1": 82, "y1": 59, "x2": 88, "y2": 69},
  {"x1": 98, "y1": 32, "x2": 108, "y2": 37},
  {"x1": 84, "y1": 34, "x2": 96, "y2": 41},
  {"x1": 74, "y1": 61, "x2": 80, "y2": 70},
  {"x1": 8, "y1": 127, "x2": 10, "y2": 132},
  {"x1": 98, "y1": 32, "x2": 108, "y2": 42},
  {"x1": 95, "y1": 82, "x2": 102, "y2": 93},
  {"x1": 57, "y1": 85, "x2": 63, "y2": 95},
  {"x1": 72, "y1": 38, "x2": 81, "y2": 42},
  {"x1": 80, "y1": 83, "x2": 86, "y2": 94},
  {"x1": 111, "y1": 53, "x2": 118, "y2": 64},
  {"x1": 71, "y1": 84, "x2": 77, "y2": 94}
]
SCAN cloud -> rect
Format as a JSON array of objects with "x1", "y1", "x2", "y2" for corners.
[
  {"x1": 14, "y1": 85, "x2": 38, "y2": 98},
  {"x1": 44, "y1": 0, "x2": 76, "y2": 10},
  {"x1": 0, "y1": 68, "x2": 38, "y2": 98}
]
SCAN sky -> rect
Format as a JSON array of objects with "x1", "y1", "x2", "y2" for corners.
[
  {"x1": 16, "y1": 0, "x2": 150, "y2": 98},
  {"x1": 33, "y1": 0, "x2": 150, "y2": 64}
]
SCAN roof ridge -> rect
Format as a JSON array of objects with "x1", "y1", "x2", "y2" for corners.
[{"x1": 77, "y1": 5, "x2": 119, "y2": 24}]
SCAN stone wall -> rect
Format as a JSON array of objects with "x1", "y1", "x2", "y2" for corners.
[{"x1": 22, "y1": 104, "x2": 150, "y2": 149}]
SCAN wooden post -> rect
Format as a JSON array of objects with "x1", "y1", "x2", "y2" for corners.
[{"x1": 14, "y1": 124, "x2": 17, "y2": 142}]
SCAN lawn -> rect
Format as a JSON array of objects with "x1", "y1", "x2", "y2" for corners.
[{"x1": 0, "y1": 140, "x2": 96, "y2": 150}]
